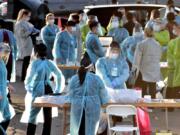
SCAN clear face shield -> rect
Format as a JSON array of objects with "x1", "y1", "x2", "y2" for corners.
[
  {"x1": 111, "y1": 17, "x2": 119, "y2": 28},
  {"x1": 153, "y1": 19, "x2": 166, "y2": 32},
  {"x1": 85, "y1": 63, "x2": 95, "y2": 72},
  {"x1": 133, "y1": 26, "x2": 144, "y2": 37},
  {"x1": 107, "y1": 47, "x2": 120, "y2": 59}
]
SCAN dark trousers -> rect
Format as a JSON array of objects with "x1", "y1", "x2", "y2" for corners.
[
  {"x1": 6, "y1": 53, "x2": 13, "y2": 103},
  {"x1": 21, "y1": 56, "x2": 30, "y2": 81},
  {"x1": 26, "y1": 107, "x2": 52, "y2": 135},
  {"x1": 6, "y1": 53, "x2": 13, "y2": 81},
  {"x1": 0, "y1": 120, "x2": 10, "y2": 134},
  {"x1": 79, "y1": 110, "x2": 85, "y2": 135},
  {"x1": 135, "y1": 72, "x2": 156, "y2": 98},
  {"x1": 27, "y1": 84, "x2": 53, "y2": 135}
]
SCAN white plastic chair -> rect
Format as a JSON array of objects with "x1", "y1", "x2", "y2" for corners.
[{"x1": 106, "y1": 105, "x2": 140, "y2": 135}]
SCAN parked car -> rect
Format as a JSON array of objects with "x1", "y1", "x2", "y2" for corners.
[{"x1": 84, "y1": 4, "x2": 180, "y2": 27}]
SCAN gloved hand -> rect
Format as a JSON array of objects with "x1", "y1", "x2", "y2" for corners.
[
  {"x1": 111, "y1": 80, "x2": 117, "y2": 89},
  {"x1": 28, "y1": 27, "x2": 33, "y2": 33},
  {"x1": 32, "y1": 28, "x2": 40, "y2": 34}
]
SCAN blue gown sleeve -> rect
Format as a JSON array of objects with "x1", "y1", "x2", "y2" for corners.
[
  {"x1": 8, "y1": 31, "x2": 18, "y2": 60},
  {"x1": 48, "y1": 60, "x2": 65, "y2": 93},
  {"x1": 122, "y1": 29, "x2": 129, "y2": 42},
  {"x1": 107, "y1": 29, "x2": 112, "y2": 36},
  {"x1": 121, "y1": 38, "x2": 130, "y2": 58},
  {"x1": 24, "y1": 62, "x2": 36, "y2": 92},
  {"x1": 96, "y1": 59, "x2": 112, "y2": 88},
  {"x1": 112, "y1": 59, "x2": 129, "y2": 88},
  {"x1": 93, "y1": 36, "x2": 105, "y2": 57},
  {"x1": 53, "y1": 32, "x2": 62, "y2": 60},
  {"x1": 133, "y1": 42, "x2": 143, "y2": 69},
  {"x1": 97, "y1": 76, "x2": 109, "y2": 105},
  {"x1": 17, "y1": 23, "x2": 33, "y2": 38}
]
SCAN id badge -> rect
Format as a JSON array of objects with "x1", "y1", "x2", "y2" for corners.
[{"x1": 111, "y1": 67, "x2": 118, "y2": 77}]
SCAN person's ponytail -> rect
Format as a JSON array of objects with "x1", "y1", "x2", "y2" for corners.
[
  {"x1": 78, "y1": 52, "x2": 92, "y2": 85},
  {"x1": 78, "y1": 66, "x2": 87, "y2": 85}
]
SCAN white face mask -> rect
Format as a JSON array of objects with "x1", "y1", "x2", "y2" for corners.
[
  {"x1": 111, "y1": 21, "x2": 119, "y2": 28},
  {"x1": 133, "y1": 32, "x2": 143, "y2": 37},
  {"x1": 26, "y1": 17, "x2": 30, "y2": 22},
  {"x1": 153, "y1": 25, "x2": 161, "y2": 32},
  {"x1": 110, "y1": 53, "x2": 119, "y2": 59},
  {"x1": 48, "y1": 19, "x2": 55, "y2": 25},
  {"x1": 173, "y1": 29, "x2": 177, "y2": 36},
  {"x1": 71, "y1": 26, "x2": 76, "y2": 32}
]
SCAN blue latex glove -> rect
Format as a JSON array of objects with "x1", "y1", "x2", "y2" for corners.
[
  {"x1": 28, "y1": 27, "x2": 33, "y2": 33},
  {"x1": 32, "y1": 28, "x2": 40, "y2": 34},
  {"x1": 111, "y1": 80, "x2": 117, "y2": 89}
]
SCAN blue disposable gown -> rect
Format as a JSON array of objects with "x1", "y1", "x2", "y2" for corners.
[
  {"x1": 0, "y1": 29, "x2": 17, "y2": 82},
  {"x1": 68, "y1": 72, "x2": 109, "y2": 135},
  {"x1": 0, "y1": 60, "x2": 15, "y2": 123},
  {"x1": 121, "y1": 35, "x2": 144, "y2": 63},
  {"x1": 85, "y1": 32, "x2": 105, "y2": 64},
  {"x1": 53, "y1": 31, "x2": 77, "y2": 80},
  {"x1": 96, "y1": 56, "x2": 129, "y2": 89},
  {"x1": 107, "y1": 27, "x2": 129, "y2": 46},
  {"x1": 20, "y1": 59, "x2": 65, "y2": 124},
  {"x1": 175, "y1": 15, "x2": 180, "y2": 25},
  {"x1": 40, "y1": 24, "x2": 59, "y2": 59},
  {"x1": 145, "y1": 20, "x2": 156, "y2": 29}
]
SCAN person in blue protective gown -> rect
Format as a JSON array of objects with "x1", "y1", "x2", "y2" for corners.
[
  {"x1": 20, "y1": 44, "x2": 65, "y2": 135},
  {"x1": 121, "y1": 24, "x2": 144, "y2": 66},
  {"x1": 0, "y1": 21, "x2": 18, "y2": 104},
  {"x1": 68, "y1": 52, "x2": 109, "y2": 135},
  {"x1": 96, "y1": 41, "x2": 129, "y2": 91},
  {"x1": 107, "y1": 15, "x2": 129, "y2": 46},
  {"x1": 0, "y1": 43, "x2": 15, "y2": 134},
  {"x1": 85, "y1": 21, "x2": 105, "y2": 64},
  {"x1": 41, "y1": 13, "x2": 59, "y2": 59},
  {"x1": 53, "y1": 21, "x2": 77, "y2": 82},
  {"x1": 0, "y1": 25, "x2": 17, "y2": 82}
]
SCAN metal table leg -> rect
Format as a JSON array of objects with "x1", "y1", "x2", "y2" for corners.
[
  {"x1": 165, "y1": 108, "x2": 169, "y2": 130},
  {"x1": 63, "y1": 106, "x2": 68, "y2": 135}
]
